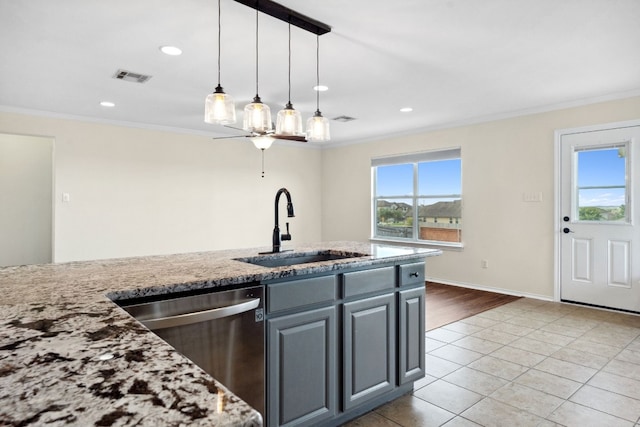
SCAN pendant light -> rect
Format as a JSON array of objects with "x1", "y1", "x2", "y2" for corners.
[
  {"x1": 243, "y1": 4, "x2": 272, "y2": 134},
  {"x1": 275, "y1": 23, "x2": 303, "y2": 136},
  {"x1": 306, "y1": 34, "x2": 330, "y2": 142},
  {"x1": 204, "y1": 0, "x2": 236, "y2": 124}
]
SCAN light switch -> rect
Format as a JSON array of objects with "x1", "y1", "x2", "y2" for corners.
[
  {"x1": 62, "y1": 193, "x2": 70, "y2": 203},
  {"x1": 523, "y1": 192, "x2": 543, "y2": 202}
]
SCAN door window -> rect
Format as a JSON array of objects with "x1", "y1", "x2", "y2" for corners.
[{"x1": 574, "y1": 144, "x2": 629, "y2": 223}]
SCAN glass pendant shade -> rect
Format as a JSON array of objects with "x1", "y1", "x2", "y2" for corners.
[
  {"x1": 276, "y1": 102, "x2": 303, "y2": 135},
  {"x1": 306, "y1": 111, "x2": 330, "y2": 142},
  {"x1": 250, "y1": 135, "x2": 274, "y2": 150},
  {"x1": 307, "y1": 34, "x2": 330, "y2": 142},
  {"x1": 243, "y1": 96, "x2": 272, "y2": 133},
  {"x1": 205, "y1": 0, "x2": 236, "y2": 126},
  {"x1": 204, "y1": 85, "x2": 236, "y2": 124}
]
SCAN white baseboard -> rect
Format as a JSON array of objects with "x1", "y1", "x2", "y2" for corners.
[{"x1": 425, "y1": 277, "x2": 554, "y2": 302}]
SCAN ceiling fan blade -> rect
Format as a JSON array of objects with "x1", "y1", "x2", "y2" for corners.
[
  {"x1": 212, "y1": 135, "x2": 248, "y2": 140},
  {"x1": 273, "y1": 134, "x2": 307, "y2": 142},
  {"x1": 215, "y1": 124, "x2": 253, "y2": 140}
]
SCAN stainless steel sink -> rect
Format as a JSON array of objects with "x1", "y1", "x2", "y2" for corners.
[{"x1": 235, "y1": 250, "x2": 368, "y2": 268}]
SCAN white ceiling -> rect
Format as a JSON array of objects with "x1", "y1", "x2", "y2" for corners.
[{"x1": 1, "y1": 0, "x2": 639, "y2": 146}]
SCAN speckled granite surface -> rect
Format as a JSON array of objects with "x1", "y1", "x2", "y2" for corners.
[{"x1": 0, "y1": 241, "x2": 440, "y2": 426}]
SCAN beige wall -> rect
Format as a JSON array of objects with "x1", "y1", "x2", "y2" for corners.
[
  {"x1": 0, "y1": 112, "x2": 322, "y2": 263},
  {"x1": 0, "y1": 133, "x2": 53, "y2": 266},
  {"x1": 321, "y1": 96, "x2": 640, "y2": 299},
  {"x1": 2, "y1": 96, "x2": 639, "y2": 298}
]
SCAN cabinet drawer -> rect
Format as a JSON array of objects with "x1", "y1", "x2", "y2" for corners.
[
  {"x1": 267, "y1": 275, "x2": 337, "y2": 313},
  {"x1": 398, "y1": 262, "x2": 425, "y2": 287},
  {"x1": 342, "y1": 266, "x2": 395, "y2": 298}
]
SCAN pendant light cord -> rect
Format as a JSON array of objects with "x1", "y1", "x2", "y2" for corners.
[
  {"x1": 217, "y1": 0, "x2": 221, "y2": 86},
  {"x1": 255, "y1": 6, "x2": 259, "y2": 97},
  {"x1": 288, "y1": 23, "x2": 292, "y2": 104},
  {"x1": 315, "y1": 34, "x2": 320, "y2": 113}
]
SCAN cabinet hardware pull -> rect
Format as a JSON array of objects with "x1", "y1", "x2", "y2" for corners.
[{"x1": 409, "y1": 272, "x2": 420, "y2": 278}]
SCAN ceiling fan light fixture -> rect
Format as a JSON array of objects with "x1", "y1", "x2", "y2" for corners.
[
  {"x1": 204, "y1": 0, "x2": 236, "y2": 125},
  {"x1": 250, "y1": 134, "x2": 275, "y2": 150}
]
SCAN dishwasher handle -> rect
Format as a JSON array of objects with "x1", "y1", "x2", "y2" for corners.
[{"x1": 140, "y1": 298, "x2": 261, "y2": 330}]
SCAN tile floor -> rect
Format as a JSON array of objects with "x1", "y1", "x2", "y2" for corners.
[{"x1": 345, "y1": 298, "x2": 640, "y2": 427}]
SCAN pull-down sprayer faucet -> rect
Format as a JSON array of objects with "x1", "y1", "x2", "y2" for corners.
[{"x1": 270, "y1": 188, "x2": 294, "y2": 253}]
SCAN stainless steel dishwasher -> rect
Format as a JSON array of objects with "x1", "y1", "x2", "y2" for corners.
[{"x1": 120, "y1": 285, "x2": 265, "y2": 416}]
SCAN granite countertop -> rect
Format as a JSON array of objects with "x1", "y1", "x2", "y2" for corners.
[{"x1": 0, "y1": 241, "x2": 441, "y2": 426}]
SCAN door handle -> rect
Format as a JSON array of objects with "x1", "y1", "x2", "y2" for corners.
[
  {"x1": 138, "y1": 298, "x2": 261, "y2": 330},
  {"x1": 563, "y1": 227, "x2": 574, "y2": 234}
]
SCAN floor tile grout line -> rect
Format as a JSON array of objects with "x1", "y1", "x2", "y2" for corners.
[
  {"x1": 352, "y1": 297, "x2": 640, "y2": 426},
  {"x1": 423, "y1": 300, "x2": 640, "y2": 427},
  {"x1": 560, "y1": 396, "x2": 639, "y2": 425},
  {"x1": 423, "y1": 299, "x2": 640, "y2": 426},
  {"x1": 369, "y1": 409, "x2": 405, "y2": 427}
]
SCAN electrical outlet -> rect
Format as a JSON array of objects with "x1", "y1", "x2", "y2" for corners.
[{"x1": 481, "y1": 259, "x2": 489, "y2": 269}]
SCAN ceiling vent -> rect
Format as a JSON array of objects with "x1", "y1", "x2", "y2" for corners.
[
  {"x1": 332, "y1": 115, "x2": 356, "y2": 123},
  {"x1": 113, "y1": 69, "x2": 152, "y2": 83}
]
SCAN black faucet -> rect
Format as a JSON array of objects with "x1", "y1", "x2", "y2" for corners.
[{"x1": 271, "y1": 188, "x2": 295, "y2": 253}]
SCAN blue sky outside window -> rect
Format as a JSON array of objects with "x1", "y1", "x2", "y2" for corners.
[
  {"x1": 373, "y1": 149, "x2": 462, "y2": 245},
  {"x1": 577, "y1": 147, "x2": 626, "y2": 207}
]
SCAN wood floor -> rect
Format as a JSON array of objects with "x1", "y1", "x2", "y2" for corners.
[{"x1": 425, "y1": 282, "x2": 521, "y2": 330}]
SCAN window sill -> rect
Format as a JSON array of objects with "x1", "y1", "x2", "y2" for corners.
[{"x1": 369, "y1": 237, "x2": 464, "y2": 251}]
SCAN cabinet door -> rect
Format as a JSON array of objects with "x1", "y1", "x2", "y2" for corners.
[
  {"x1": 398, "y1": 287, "x2": 425, "y2": 384},
  {"x1": 343, "y1": 293, "x2": 396, "y2": 410},
  {"x1": 267, "y1": 306, "x2": 336, "y2": 427}
]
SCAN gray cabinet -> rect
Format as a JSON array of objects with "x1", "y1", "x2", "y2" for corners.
[
  {"x1": 267, "y1": 306, "x2": 337, "y2": 427},
  {"x1": 342, "y1": 293, "x2": 396, "y2": 410},
  {"x1": 265, "y1": 261, "x2": 426, "y2": 427},
  {"x1": 398, "y1": 286, "x2": 425, "y2": 384}
]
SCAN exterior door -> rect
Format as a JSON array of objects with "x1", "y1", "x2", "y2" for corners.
[{"x1": 559, "y1": 124, "x2": 640, "y2": 312}]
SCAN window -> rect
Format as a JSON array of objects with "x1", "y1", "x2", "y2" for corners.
[
  {"x1": 372, "y1": 148, "x2": 462, "y2": 246},
  {"x1": 574, "y1": 144, "x2": 628, "y2": 223}
]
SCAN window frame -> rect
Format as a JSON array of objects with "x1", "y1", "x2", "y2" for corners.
[
  {"x1": 573, "y1": 142, "x2": 630, "y2": 224},
  {"x1": 371, "y1": 148, "x2": 463, "y2": 248}
]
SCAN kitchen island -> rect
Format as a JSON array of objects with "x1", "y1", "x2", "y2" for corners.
[{"x1": 0, "y1": 241, "x2": 441, "y2": 426}]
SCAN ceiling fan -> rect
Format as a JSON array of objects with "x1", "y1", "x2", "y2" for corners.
[
  {"x1": 213, "y1": 124, "x2": 305, "y2": 178},
  {"x1": 212, "y1": 125, "x2": 307, "y2": 143}
]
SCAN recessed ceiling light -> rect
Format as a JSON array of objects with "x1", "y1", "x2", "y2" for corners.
[
  {"x1": 100, "y1": 101, "x2": 115, "y2": 107},
  {"x1": 400, "y1": 107, "x2": 413, "y2": 113},
  {"x1": 160, "y1": 46, "x2": 182, "y2": 56},
  {"x1": 313, "y1": 85, "x2": 328, "y2": 92}
]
